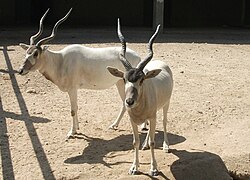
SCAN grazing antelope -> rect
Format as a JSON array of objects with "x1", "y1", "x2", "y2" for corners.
[
  {"x1": 107, "y1": 19, "x2": 173, "y2": 176},
  {"x1": 18, "y1": 9, "x2": 141, "y2": 139}
]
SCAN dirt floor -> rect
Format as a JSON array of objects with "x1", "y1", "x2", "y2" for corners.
[{"x1": 0, "y1": 28, "x2": 250, "y2": 180}]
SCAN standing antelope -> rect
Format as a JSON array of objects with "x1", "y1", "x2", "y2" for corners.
[
  {"x1": 18, "y1": 9, "x2": 141, "y2": 139},
  {"x1": 107, "y1": 19, "x2": 173, "y2": 176}
]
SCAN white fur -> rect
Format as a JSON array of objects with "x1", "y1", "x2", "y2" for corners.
[
  {"x1": 19, "y1": 44, "x2": 141, "y2": 138},
  {"x1": 108, "y1": 60, "x2": 173, "y2": 175}
]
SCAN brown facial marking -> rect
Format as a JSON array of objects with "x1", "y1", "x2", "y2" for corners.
[
  {"x1": 125, "y1": 85, "x2": 138, "y2": 107},
  {"x1": 126, "y1": 86, "x2": 138, "y2": 100},
  {"x1": 24, "y1": 60, "x2": 33, "y2": 71}
]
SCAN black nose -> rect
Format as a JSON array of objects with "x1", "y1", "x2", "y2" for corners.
[{"x1": 126, "y1": 98, "x2": 134, "y2": 106}]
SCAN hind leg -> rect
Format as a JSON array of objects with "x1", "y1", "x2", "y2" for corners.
[
  {"x1": 163, "y1": 102, "x2": 170, "y2": 153},
  {"x1": 148, "y1": 117, "x2": 159, "y2": 176},
  {"x1": 109, "y1": 79, "x2": 126, "y2": 129},
  {"x1": 67, "y1": 89, "x2": 79, "y2": 139},
  {"x1": 140, "y1": 120, "x2": 148, "y2": 131},
  {"x1": 142, "y1": 127, "x2": 149, "y2": 150}
]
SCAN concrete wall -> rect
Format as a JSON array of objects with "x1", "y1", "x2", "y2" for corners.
[
  {"x1": 0, "y1": 0, "x2": 15, "y2": 25},
  {"x1": 0, "y1": 0, "x2": 248, "y2": 27},
  {"x1": 165, "y1": 0, "x2": 244, "y2": 27},
  {"x1": 28, "y1": 0, "x2": 146, "y2": 27}
]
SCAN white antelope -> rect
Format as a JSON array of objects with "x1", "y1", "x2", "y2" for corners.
[
  {"x1": 107, "y1": 19, "x2": 173, "y2": 176},
  {"x1": 18, "y1": 9, "x2": 141, "y2": 139}
]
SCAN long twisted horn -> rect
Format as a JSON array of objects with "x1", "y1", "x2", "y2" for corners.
[
  {"x1": 30, "y1": 8, "x2": 50, "y2": 45},
  {"x1": 117, "y1": 18, "x2": 133, "y2": 71},
  {"x1": 36, "y1": 8, "x2": 72, "y2": 47},
  {"x1": 136, "y1": 24, "x2": 161, "y2": 71}
]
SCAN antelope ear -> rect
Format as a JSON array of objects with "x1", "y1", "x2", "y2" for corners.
[
  {"x1": 19, "y1": 43, "x2": 29, "y2": 50},
  {"x1": 107, "y1": 66, "x2": 124, "y2": 78},
  {"x1": 144, "y1": 69, "x2": 162, "y2": 80}
]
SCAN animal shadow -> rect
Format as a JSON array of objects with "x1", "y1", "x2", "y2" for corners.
[
  {"x1": 170, "y1": 149, "x2": 232, "y2": 180},
  {"x1": 64, "y1": 132, "x2": 186, "y2": 168},
  {"x1": 64, "y1": 134, "x2": 133, "y2": 167},
  {"x1": 141, "y1": 130, "x2": 186, "y2": 149}
]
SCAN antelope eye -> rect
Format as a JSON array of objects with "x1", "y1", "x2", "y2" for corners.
[{"x1": 33, "y1": 51, "x2": 38, "y2": 58}]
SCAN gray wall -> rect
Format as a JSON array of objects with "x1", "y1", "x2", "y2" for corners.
[
  {"x1": 165, "y1": 0, "x2": 244, "y2": 27},
  {"x1": 0, "y1": 0, "x2": 249, "y2": 27},
  {"x1": 0, "y1": 0, "x2": 15, "y2": 25}
]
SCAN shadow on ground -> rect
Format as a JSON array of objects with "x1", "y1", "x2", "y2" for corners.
[
  {"x1": 64, "y1": 132, "x2": 186, "y2": 167},
  {"x1": 170, "y1": 149, "x2": 232, "y2": 180},
  {"x1": 0, "y1": 46, "x2": 55, "y2": 180}
]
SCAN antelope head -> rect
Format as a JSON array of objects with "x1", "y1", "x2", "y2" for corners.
[
  {"x1": 19, "y1": 8, "x2": 72, "y2": 75},
  {"x1": 107, "y1": 19, "x2": 161, "y2": 108}
]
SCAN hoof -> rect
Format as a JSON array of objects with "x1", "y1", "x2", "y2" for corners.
[
  {"x1": 129, "y1": 169, "x2": 139, "y2": 175},
  {"x1": 163, "y1": 145, "x2": 170, "y2": 153},
  {"x1": 142, "y1": 140, "x2": 149, "y2": 150},
  {"x1": 142, "y1": 145, "x2": 149, "y2": 150},
  {"x1": 150, "y1": 169, "x2": 159, "y2": 176},
  {"x1": 163, "y1": 142, "x2": 170, "y2": 153},
  {"x1": 141, "y1": 127, "x2": 148, "y2": 131},
  {"x1": 65, "y1": 135, "x2": 75, "y2": 141},
  {"x1": 109, "y1": 124, "x2": 118, "y2": 130},
  {"x1": 163, "y1": 148, "x2": 170, "y2": 153},
  {"x1": 66, "y1": 132, "x2": 76, "y2": 140}
]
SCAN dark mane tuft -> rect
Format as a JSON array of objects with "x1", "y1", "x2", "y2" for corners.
[{"x1": 126, "y1": 68, "x2": 144, "y2": 83}]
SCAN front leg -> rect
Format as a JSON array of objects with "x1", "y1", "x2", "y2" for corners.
[
  {"x1": 67, "y1": 89, "x2": 79, "y2": 139},
  {"x1": 129, "y1": 119, "x2": 140, "y2": 175},
  {"x1": 163, "y1": 103, "x2": 170, "y2": 153}
]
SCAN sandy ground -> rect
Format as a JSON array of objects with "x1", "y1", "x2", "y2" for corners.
[{"x1": 0, "y1": 28, "x2": 250, "y2": 180}]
